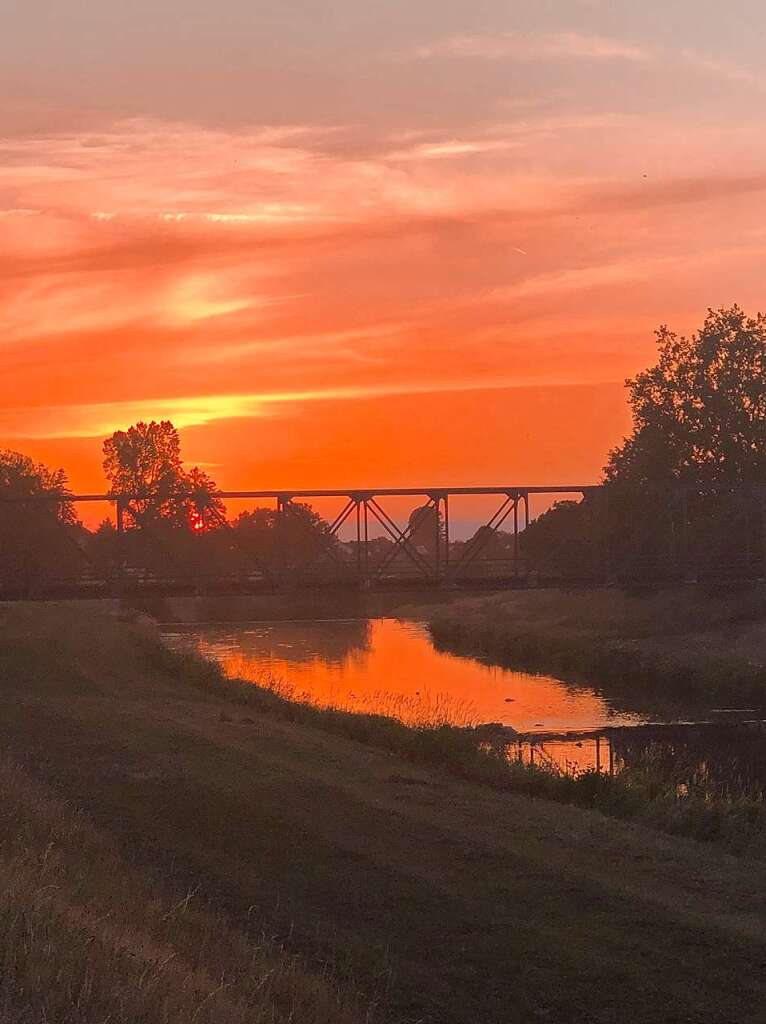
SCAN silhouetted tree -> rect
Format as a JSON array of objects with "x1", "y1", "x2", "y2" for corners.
[
  {"x1": 231, "y1": 502, "x2": 340, "y2": 572},
  {"x1": 520, "y1": 501, "x2": 593, "y2": 578},
  {"x1": 0, "y1": 450, "x2": 74, "y2": 519},
  {"x1": 604, "y1": 306, "x2": 766, "y2": 579},
  {"x1": 407, "y1": 503, "x2": 444, "y2": 559},
  {"x1": 101, "y1": 421, "x2": 226, "y2": 579},
  {"x1": 606, "y1": 306, "x2": 766, "y2": 491},
  {"x1": 184, "y1": 466, "x2": 226, "y2": 531},
  {"x1": 103, "y1": 420, "x2": 183, "y2": 519},
  {"x1": 0, "y1": 450, "x2": 81, "y2": 591},
  {"x1": 516, "y1": 308, "x2": 766, "y2": 583},
  {"x1": 103, "y1": 421, "x2": 223, "y2": 529}
]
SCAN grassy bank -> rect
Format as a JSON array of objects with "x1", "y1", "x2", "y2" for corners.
[
  {"x1": 161, "y1": 626, "x2": 766, "y2": 859},
  {"x1": 0, "y1": 757, "x2": 368, "y2": 1024},
  {"x1": 426, "y1": 586, "x2": 766, "y2": 710},
  {"x1": 0, "y1": 608, "x2": 371, "y2": 1024},
  {"x1": 3, "y1": 603, "x2": 766, "y2": 1022}
]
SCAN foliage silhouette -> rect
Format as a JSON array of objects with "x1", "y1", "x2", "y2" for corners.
[
  {"x1": 601, "y1": 306, "x2": 766, "y2": 580},
  {"x1": 103, "y1": 420, "x2": 223, "y2": 529},
  {"x1": 518, "y1": 307, "x2": 766, "y2": 582},
  {"x1": 0, "y1": 450, "x2": 83, "y2": 590},
  {"x1": 606, "y1": 306, "x2": 766, "y2": 491}
]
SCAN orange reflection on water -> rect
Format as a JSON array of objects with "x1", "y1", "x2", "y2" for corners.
[
  {"x1": 510, "y1": 737, "x2": 616, "y2": 775},
  {"x1": 167, "y1": 618, "x2": 644, "y2": 732}
]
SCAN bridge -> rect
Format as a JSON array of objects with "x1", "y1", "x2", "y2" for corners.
[
  {"x1": 1, "y1": 481, "x2": 763, "y2": 598},
  {"x1": 0, "y1": 484, "x2": 596, "y2": 599}
]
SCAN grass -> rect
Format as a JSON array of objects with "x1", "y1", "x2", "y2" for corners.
[
  {"x1": 425, "y1": 585, "x2": 766, "y2": 710},
  {"x1": 0, "y1": 757, "x2": 370, "y2": 1024},
  {"x1": 4, "y1": 602, "x2": 766, "y2": 1022},
  {"x1": 0, "y1": 605, "x2": 373, "y2": 1024}
]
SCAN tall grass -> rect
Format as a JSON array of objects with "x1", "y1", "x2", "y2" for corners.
[
  {"x1": 0, "y1": 754, "x2": 373, "y2": 1024},
  {"x1": 426, "y1": 587, "x2": 766, "y2": 707},
  {"x1": 0, "y1": 604, "x2": 379, "y2": 1023},
  {"x1": 211, "y1": 651, "x2": 480, "y2": 728}
]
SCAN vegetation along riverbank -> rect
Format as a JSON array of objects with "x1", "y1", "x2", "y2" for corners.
[
  {"x1": 3, "y1": 602, "x2": 766, "y2": 1022},
  {"x1": 426, "y1": 585, "x2": 766, "y2": 711}
]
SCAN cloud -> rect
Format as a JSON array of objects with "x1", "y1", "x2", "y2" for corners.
[
  {"x1": 386, "y1": 139, "x2": 517, "y2": 162},
  {"x1": 488, "y1": 255, "x2": 684, "y2": 303},
  {"x1": 487, "y1": 243, "x2": 766, "y2": 305},
  {"x1": 0, "y1": 376, "x2": 629, "y2": 440},
  {"x1": 680, "y1": 50, "x2": 766, "y2": 92},
  {"x1": 409, "y1": 32, "x2": 766, "y2": 98},
  {"x1": 410, "y1": 32, "x2": 652, "y2": 63},
  {"x1": 2, "y1": 111, "x2": 766, "y2": 459},
  {"x1": 190, "y1": 322, "x2": 415, "y2": 364}
]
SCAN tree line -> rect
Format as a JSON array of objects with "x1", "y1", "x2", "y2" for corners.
[
  {"x1": 1, "y1": 305, "x2": 764, "y2": 587},
  {"x1": 0, "y1": 421, "x2": 444, "y2": 586}
]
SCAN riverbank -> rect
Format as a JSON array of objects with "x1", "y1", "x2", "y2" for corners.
[
  {"x1": 426, "y1": 586, "x2": 766, "y2": 711},
  {"x1": 3, "y1": 603, "x2": 766, "y2": 1022},
  {"x1": 122, "y1": 588, "x2": 470, "y2": 623}
]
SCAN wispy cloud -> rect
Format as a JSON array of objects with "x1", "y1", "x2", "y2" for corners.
[
  {"x1": 385, "y1": 138, "x2": 517, "y2": 161},
  {"x1": 409, "y1": 31, "x2": 766, "y2": 97},
  {"x1": 680, "y1": 49, "x2": 766, "y2": 91},
  {"x1": 410, "y1": 32, "x2": 652, "y2": 63},
  {"x1": 2, "y1": 111, "x2": 766, "y2": 458},
  {"x1": 487, "y1": 243, "x2": 766, "y2": 305},
  {"x1": 0, "y1": 376, "x2": 620, "y2": 439}
]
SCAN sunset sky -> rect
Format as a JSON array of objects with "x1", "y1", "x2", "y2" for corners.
[{"x1": 3, "y1": 1, "x2": 766, "y2": 511}]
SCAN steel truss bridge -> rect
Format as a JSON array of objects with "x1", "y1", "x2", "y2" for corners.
[
  {"x1": 0, "y1": 485, "x2": 594, "y2": 599},
  {"x1": 3, "y1": 481, "x2": 764, "y2": 599}
]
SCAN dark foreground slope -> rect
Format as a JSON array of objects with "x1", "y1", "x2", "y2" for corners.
[{"x1": 2, "y1": 604, "x2": 766, "y2": 1024}]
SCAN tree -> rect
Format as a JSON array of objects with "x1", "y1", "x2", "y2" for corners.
[
  {"x1": 606, "y1": 306, "x2": 766, "y2": 490},
  {"x1": 103, "y1": 420, "x2": 184, "y2": 524},
  {"x1": 103, "y1": 421, "x2": 223, "y2": 529},
  {"x1": 605, "y1": 306, "x2": 766, "y2": 578},
  {"x1": 184, "y1": 466, "x2": 225, "y2": 531},
  {"x1": 0, "y1": 450, "x2": 74, "y2": 518},
  {"x1": 519, "y1": 500, "x2": 593, "y2": 578},
  {"x1": 231, "y1": 502, "x2": 339, "y2": 571},
  {"x1": 0, "y1": 450, "x2": 80, "y2": 591},
  {"x1": 408, "y1": 503, "x2": 443, "y2": 558}
]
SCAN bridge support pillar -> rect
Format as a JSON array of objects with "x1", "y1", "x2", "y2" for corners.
[{"x1": 114, "y1": 497, "x2": 126, "y2": 595}]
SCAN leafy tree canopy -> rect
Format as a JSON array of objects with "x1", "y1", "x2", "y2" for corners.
[
  {"x1": 0, "y1": 449, "x2": 75, "y2": 524},
  {"x1": 102, "y1": 421, "x2": 223, "y2": 528},
  {"x1": 606, "y1": 306, "x2": 766, "y2": 491}
]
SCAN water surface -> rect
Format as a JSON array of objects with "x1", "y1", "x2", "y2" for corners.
[
  {"x1": 163, "y1": 616, "x2": 766, "y2": 789},
  {"x1": 163, "y1": 617, "x2": 646, "y2": 732}
]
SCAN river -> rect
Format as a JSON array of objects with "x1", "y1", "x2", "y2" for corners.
[{"x1": 162, "y1": 617, "x2": 766, "y2": 789}]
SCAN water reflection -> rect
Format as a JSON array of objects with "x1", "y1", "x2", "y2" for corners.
[
  {"x1": 164, "y1": 617, "x2": 766, "y2": 798},
  {"x1": 513, "y1": 722, "x2": 766, "y2": 798},
  {"x1": 182, "y1": 618, "x2": 374, "y2": 667},
  {"x1": 163, "y1": 617, "x2": 646, "y2": 731}
]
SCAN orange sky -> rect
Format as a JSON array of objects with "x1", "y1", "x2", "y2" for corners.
[{"x1": 3, "y1": 2, "x2": 766, "y2": 522}]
